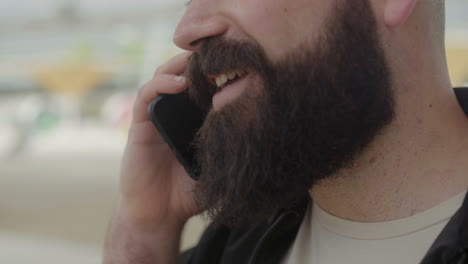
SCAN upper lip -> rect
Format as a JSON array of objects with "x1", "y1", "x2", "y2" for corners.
[{"x1": 207, "y1": 69, "x2": 249, "y2": 89}]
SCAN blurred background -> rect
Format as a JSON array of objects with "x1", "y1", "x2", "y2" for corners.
[{"x1": 0, "y1": 0, "x2": 467, "y2": 263}]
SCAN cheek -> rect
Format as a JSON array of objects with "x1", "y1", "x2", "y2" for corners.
[{"x1": 231, "y1": 0, "x2": 332, "y2": 60}]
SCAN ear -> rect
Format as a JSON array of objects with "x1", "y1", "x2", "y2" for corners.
[{"x1": 384, "y1": 0, "x2": 418, "y2": 28}]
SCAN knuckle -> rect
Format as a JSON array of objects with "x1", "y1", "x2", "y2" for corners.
[
  {"x1": 153, "y1": 65, "x2": 165, "y2": 77},
  {"x1": 136, "y1": 81, "x2": 153, "y2": 100}
]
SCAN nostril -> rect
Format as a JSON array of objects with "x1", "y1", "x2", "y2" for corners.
[
  {"x1": 173, "y1": 16, "x2": 229, "y2": 51},
  {"x1": 190, "y1": 40, "x2": 201, "y2": 47},
  {"x1": 190, "y1": 37, "x2": 210, "y2": 48}
]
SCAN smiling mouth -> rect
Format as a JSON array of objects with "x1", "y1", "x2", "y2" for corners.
[{"x1": 207, "y1": 69, "x2": 250, "y2": 90}]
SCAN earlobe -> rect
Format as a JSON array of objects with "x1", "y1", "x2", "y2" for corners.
[{"x1": 384, "y1": 0, "x2": 418, "y2": 28}]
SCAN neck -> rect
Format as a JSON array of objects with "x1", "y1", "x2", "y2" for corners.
[{"x1": 311, "y1": 79, "x2": 468, "y2": 222}]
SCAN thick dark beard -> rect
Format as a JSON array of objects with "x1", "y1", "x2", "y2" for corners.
[{"x1": 186, "y1": 0, "x2": 395, "y2": 228}]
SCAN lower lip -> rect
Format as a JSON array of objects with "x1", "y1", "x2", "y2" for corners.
[{"x1": 212, "y1": 74, "x2": 250, "y2": 110}]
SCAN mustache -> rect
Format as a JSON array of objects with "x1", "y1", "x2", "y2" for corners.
[
  {"x1": 187, "y1": 37, "x2": 267, "y2": 75},
  {"x1": 185, "y1": 37, "x2": 270, "y2": 109}
]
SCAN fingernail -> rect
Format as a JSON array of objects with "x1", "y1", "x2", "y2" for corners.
[{"x1": 174, "y1": 76, "x2": 186, "y2": 82}]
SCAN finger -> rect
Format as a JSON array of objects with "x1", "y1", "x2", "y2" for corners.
[
  {"x1": 154, "y1": 52, "x2": 192, "y2": 77},
  {"x1": 132, "y1": 74, "x2": 188, "y2": 123},
  {"x1": 139, "y1": 74, "x2": 188, "y2": 104}
]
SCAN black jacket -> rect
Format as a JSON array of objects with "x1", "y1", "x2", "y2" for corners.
[{"x1": 180, "y1": 88, "x2": 468, "y2": 264}]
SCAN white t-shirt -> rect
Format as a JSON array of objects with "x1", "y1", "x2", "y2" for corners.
[{"x1": 281, "y1": 191, "x2": 467, "y2": 264}]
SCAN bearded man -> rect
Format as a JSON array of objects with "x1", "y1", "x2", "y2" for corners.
[{"x1": 104, "y1": 0, "x2": 468, "y2": 263}]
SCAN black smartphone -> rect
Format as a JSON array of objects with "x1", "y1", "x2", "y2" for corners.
[{"x1": 148, "y1": 92, "x2": 207, "y2": 180}]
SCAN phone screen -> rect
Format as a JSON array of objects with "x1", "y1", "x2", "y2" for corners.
[{"x1": 148, "y1": 92, "x2": 206, "y2": 180}]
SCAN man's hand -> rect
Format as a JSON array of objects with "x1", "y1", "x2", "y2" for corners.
[{"x1": 104, "y1": 52, "x2": 202, "y2": 264}]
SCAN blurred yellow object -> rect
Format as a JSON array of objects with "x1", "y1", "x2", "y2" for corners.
[
  {"x1": 447, "y1": 46, "x2": 468, "y2": 86},
  {"x1": 446, "y1": 32, "x2": 468, "y2": 86},
  {"x1": 34, "y1": 64, "x2": 110, "y2": 96}
]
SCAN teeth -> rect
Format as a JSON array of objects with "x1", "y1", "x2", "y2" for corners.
[
  {"x1": 227, "y1": 71, "x2": 237, "y2": 80},
  {"x1": 216, "y1": 74, "x2": 228, "y2": 87},
  {"x1": 214, "y1": 70, "x2": 248, "y2": 89}
]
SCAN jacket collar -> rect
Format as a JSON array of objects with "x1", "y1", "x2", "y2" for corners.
[
  {"x1": 421, "y1": 192, "x2": 468, "y2": 263},
  {"x1": 455, "y1": 87, "x2": 468, "y2": 116}
]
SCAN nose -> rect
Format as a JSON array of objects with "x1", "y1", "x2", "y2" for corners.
[{"x1": 173, "y1": 1, "x2": 229, "y2": 51}]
